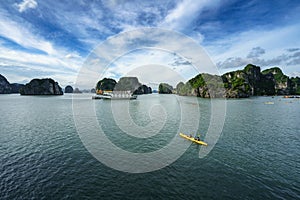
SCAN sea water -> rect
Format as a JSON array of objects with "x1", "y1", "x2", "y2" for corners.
[{"x1": 0, "y1": 94, "x2": 299, "y2": 199}]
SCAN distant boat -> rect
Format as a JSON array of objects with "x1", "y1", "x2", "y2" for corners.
[
  {"x1": 283, "y1": 95, "x2": 300, "y2": 98},
  {"x1": 264, "y1": 101, "x2": 274, "y2": 105},
  {"x1": 92, "y1": 90, "x2": 137, "y2": 100}
]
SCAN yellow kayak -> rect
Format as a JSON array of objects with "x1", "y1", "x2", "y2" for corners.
[{"x1": 179, "y1": 133, "x2": 208, "y2": 146}]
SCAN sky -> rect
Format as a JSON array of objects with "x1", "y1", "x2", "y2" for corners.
[{"x1": 0, "y1": 0, "x2": 300, "y2": 88}]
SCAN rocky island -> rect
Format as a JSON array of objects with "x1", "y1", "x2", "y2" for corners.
[
  {"x1": 95, "y1": 77, "x2": 152, "y2": 95},
  {"x1": 20, "y1": 78, "x2": 63, "y2": 95},
  {"x1": 1, "y1": 64, "x2": 299, "y2": 99},
  {"x1": 158, "y1": 83, "x2": 173, "y2": 94},
  {"x1": 174, "y1": 64, "x2": 300, "y2": 98},
  {"x1": 0, "y1": 74, "x2": 24, "y2": 94},
  {"x1": 64, "y1": 85, "x2": 74, "y2": 93}
]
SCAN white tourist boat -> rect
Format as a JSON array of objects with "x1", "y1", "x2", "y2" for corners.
[{"x1": 92, "y1": 90, "x2": 137, "y2": 100}]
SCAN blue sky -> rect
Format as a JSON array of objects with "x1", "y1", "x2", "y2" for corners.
[{"x1": 0, "y1": 0, "x2": 300, "y2": 88}]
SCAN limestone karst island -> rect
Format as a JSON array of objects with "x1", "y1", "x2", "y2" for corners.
[{"x1": 1, "y1": 64, "x2": 299, "y2": 98}]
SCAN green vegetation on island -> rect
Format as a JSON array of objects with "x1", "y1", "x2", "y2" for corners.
[
  {"x1": 158, "y1": 83, "x2": 173, "y2": 94},
  {"x1": 261, "y1": 67, "x2": 291, "y2": 95},
  {"x1": 176, "y1": 82, "x2": 193, "y2": 96},
  {"x1": 174, "y1": 64, "x2": 300, "y2": 98},
  {"x1": 96, "y1": 78, "x2": 117, "y2": 92},
  {"x1": 291, "y1": 77, "x2": 300, "y2": 95}
]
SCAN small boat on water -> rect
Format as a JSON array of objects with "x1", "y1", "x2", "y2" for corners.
[
  {"x1": 283, "y1": 95, "x2": 300, "y2": 98},
  {"x1": 179, "y1": 133, "x2": 208, "y2": 146},
  {"x1": 92, "y1": 90, "x2": 137, "y2": 100},
  {"x1": 264, "y1": 101, "x2": 274, "y2": 105}
]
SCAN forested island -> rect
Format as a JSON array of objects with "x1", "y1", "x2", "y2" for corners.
[{"x1": 159, "y1": 64, "x2": 300, "y2": 98}]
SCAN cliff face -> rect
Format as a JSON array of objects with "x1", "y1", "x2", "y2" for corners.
[
  {"x1": 115, "y1": 77, "x2": 141, "y2": 92},
  {"x1": 189, "y1": 73, "x2": 225, "y2": 98},
  {"x1": 291, "y1": 77, "x2": 300, "y2": 95},
  {"x1": 176, "y1": 82, "x2": 193, "y2": 96},
  {"x1": 176, "y1": 64, "x2": 297, "y2": 98},
  {"x1": 222, "y1": 64, "x2": 276, "y2": 97},
  {"x1": 262, "y1": 67, "x2": 291, "y2": 95},
  {"x1": 0, "y1": 74, "x2": 24, "y2": 94},
  {"x1": 0, "y1": 74, "x2": 11, "y2": 94},
  {"x1": 158, "y1": 83, "x2": 173, "y2": 94},
  {"x1": 176, "y1": 73, "x2": 227, "y2": 98},
  {"x1": 20, "y1": 78, "x2": 63, "y2": 95}
]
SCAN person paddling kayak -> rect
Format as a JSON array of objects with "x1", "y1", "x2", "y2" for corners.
[{"x1": 179, "y1": 133, "x2": 208, "y2": 146}]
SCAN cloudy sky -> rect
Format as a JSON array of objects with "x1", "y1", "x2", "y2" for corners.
[{"x1": 0, "y1": 0, "x2": 300, "y2": 88}]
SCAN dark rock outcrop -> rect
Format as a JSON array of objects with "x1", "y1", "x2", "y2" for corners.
[
  {"x1": 0, "y1": 74, "x2": 24, "y2": 94},
  {"x1": 10, "y1": 83, "x2": 24, "y2": 93},
  {"x1": 91, "y1": 88, "x2": 96, "y2": 93},
  {"x1": 0, "y1": 74, "x2": 12, "y2": 94},
  {"x1": 261, "y1": 67, "x2": 291, "y2": 95},
  {"x1": 65, "y1": 85, "x2": 74, "y2": 93},
  {"x1": 133, "y1": 85, "x2": 152, "y2": 95},
  {"x1": 20, "y1": 78, "x2": 63, "y2": 95},
  {"x1": 159, "y1": 83, "x2": 173, "y2": 94},
  {"x1": 96, "y1": 78, "x2": 117, "y2": 94}
]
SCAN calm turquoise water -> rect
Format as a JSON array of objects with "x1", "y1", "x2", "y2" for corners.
[{"x1": 0, "y1": 94, "x2": 299, "y2": 199}]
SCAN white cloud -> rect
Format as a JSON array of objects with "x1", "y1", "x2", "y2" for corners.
[
  {"x1": 75, "y1": 28, "x2": 219, "y2": 89},
  {"x1": 65, "y1": 53, "x2": 81, "y2": 59},
  {"x1": 2, "y1": 0, "x2": 298, "y2": 88},
  {"x1": 290, "y1": 72, "x2": 300, "y2": 78},
  {"x1": 15, "y1": 0, "x2": 38, "y2": 13},
  {"x1": 36, "y1": 1, "x2": 114, "y2": 48},
  {"x1": 190, "y1": 32, "x2": 205, "y2": 44},
  {"x1": 0, "y1": 12, "x2": 54, "y2": 55},
  {"x1": 205, "y1": 23, "x2": 300, "y2": 74},
  {"x1": 247, "y1": 47, "x2": 265, "y2": 58},
  {"x1": 0, "y1": 7, "x2": 86, "y2": 87},
  {"x1": 160, "y1": 0, "x2": 220, "y2": 31},
  {"x1": 126, "y1": 64, "x2": 185, "y2": 88},
  {"x1": 0, "y1": 44, "x2": 83, "y2": 87}
]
